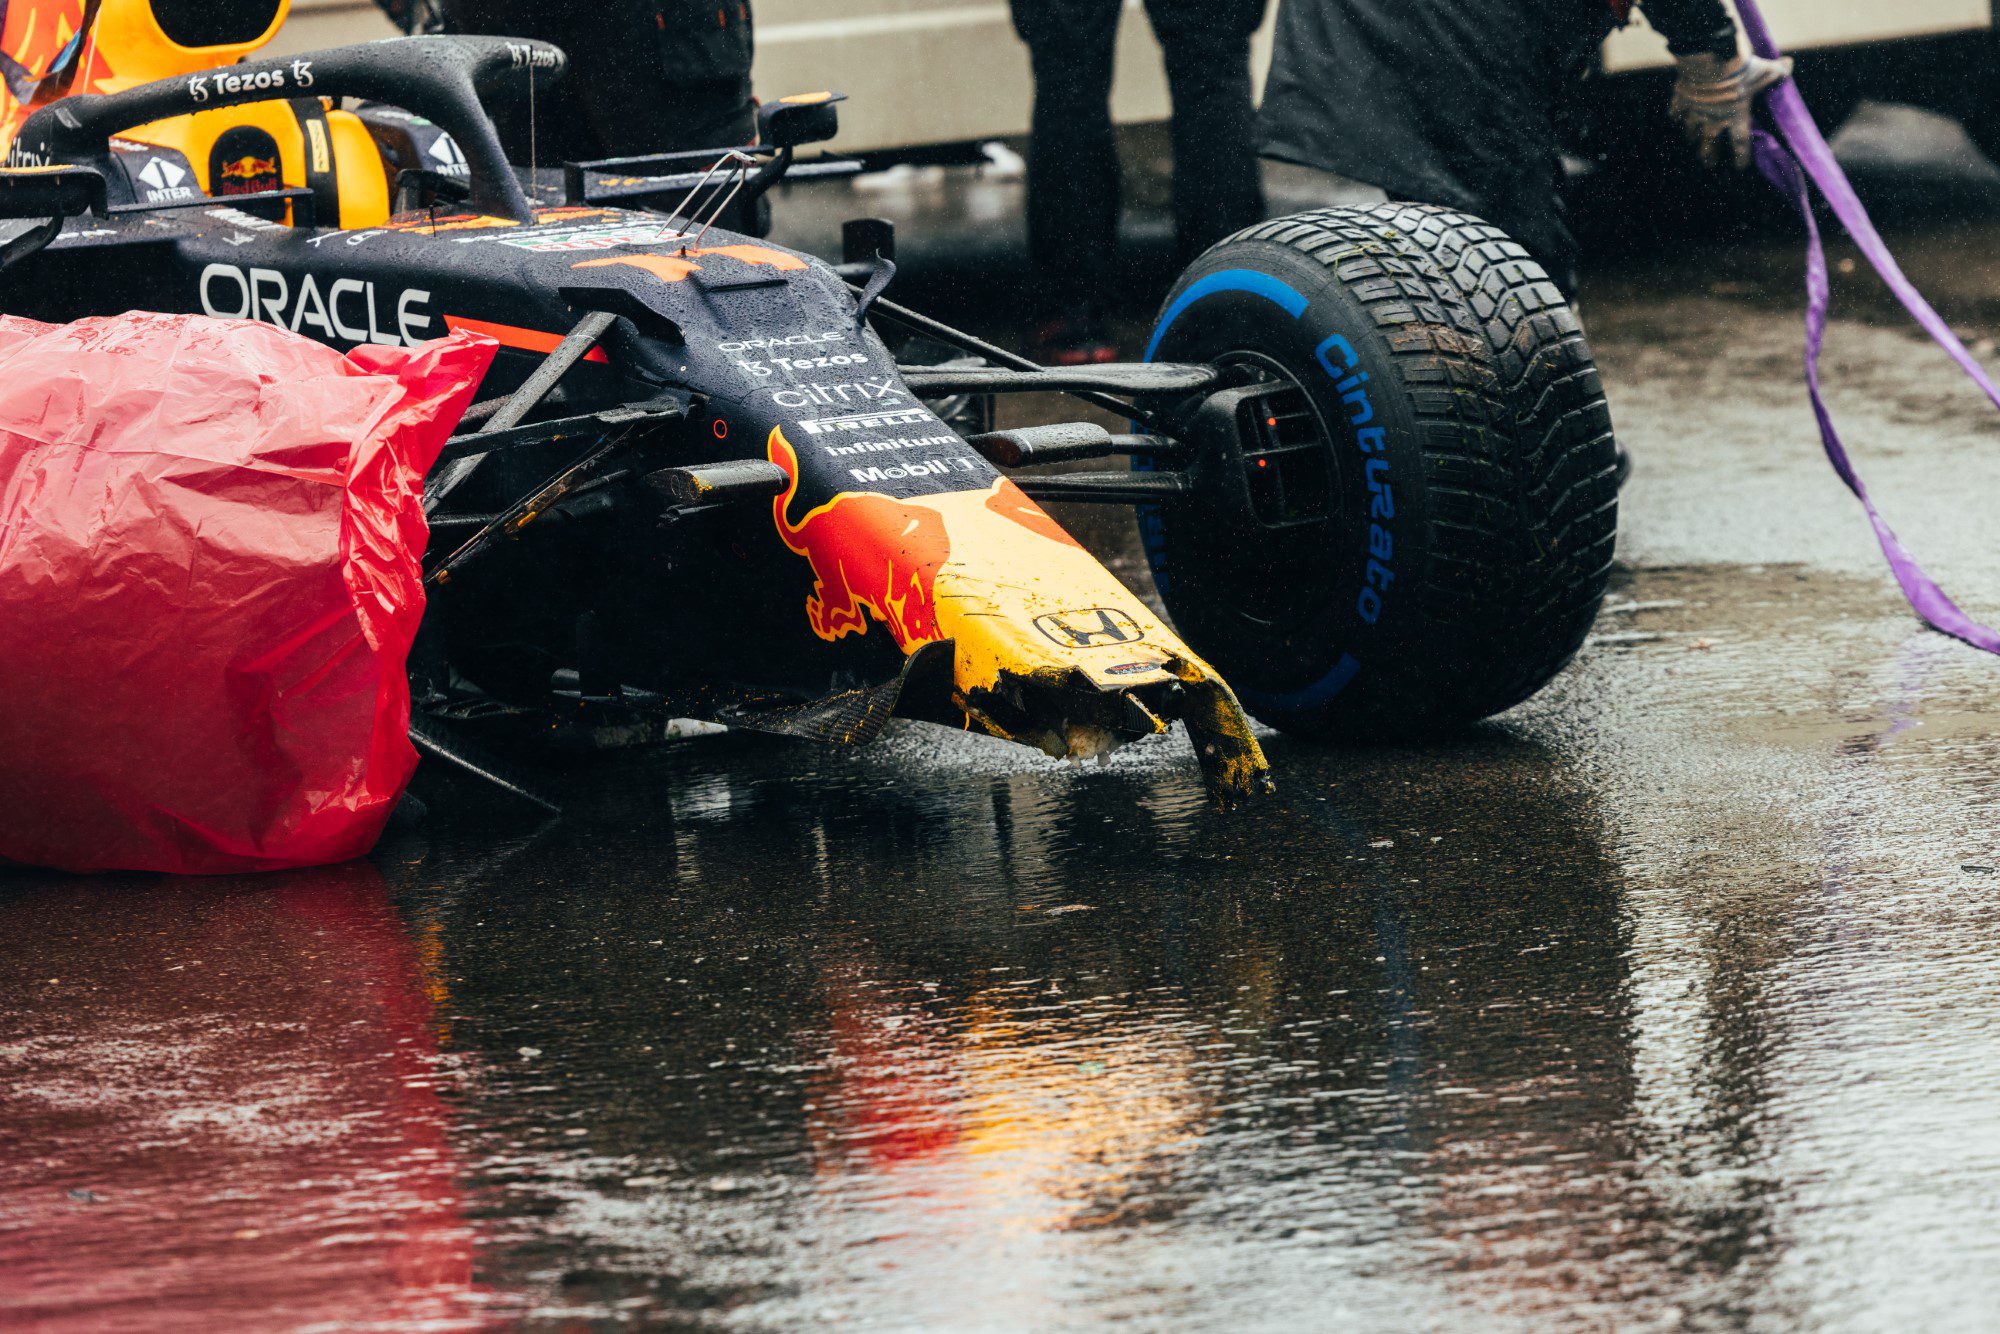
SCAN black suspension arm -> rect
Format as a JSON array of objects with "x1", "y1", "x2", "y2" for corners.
[
  {"x1": 900, "y1": 363, "x2": 1218, "y2": 397},
  {"x1": 859, "y1": 291, "x2": 1180, "y2": 434}
]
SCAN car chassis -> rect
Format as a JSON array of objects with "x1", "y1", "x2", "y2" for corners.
[{"x1": 0, "y1": 35, "x2": 1291, "y2": 809}]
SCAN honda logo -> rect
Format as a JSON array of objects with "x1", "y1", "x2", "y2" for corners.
[{"x1": 1033, "y1": 607, "x2": 1144, "y2": 649}]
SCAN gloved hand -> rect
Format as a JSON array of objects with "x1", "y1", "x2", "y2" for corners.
[{"x1": 1670, "y1": 51, "x2": 1794, "y2": 170}]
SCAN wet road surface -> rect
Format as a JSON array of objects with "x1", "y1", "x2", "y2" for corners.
[{"x1": 6, "y1": 108, "x2": 2000, "y2": 1329}]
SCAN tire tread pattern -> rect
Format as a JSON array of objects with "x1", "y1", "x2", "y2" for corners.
[{"x1": 1202, "y1": 204, "x2": 1619, "y2": 731}]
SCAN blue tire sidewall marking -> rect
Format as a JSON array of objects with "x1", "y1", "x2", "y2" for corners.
[
  {"x1": 1142, "y1": 266, "x2": 1366, "y2": 715},
  {"x1": 1143, "y1": 269, "x2": 1309, "y2": 362}
]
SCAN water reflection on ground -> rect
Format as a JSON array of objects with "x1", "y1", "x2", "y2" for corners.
[
  {"x1": 0, "y1": 867, "x2": 485, "y2": 1328},
  {"x1": 366, "y1": 720, "x2": 1655, "y2": 1329},
  {"x1": 6, "y1": 556, "x2": 2000, "y2": 1331}
]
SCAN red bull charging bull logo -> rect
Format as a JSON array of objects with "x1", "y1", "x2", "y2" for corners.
[
  {"x1": 218, "y1": 155, "x2": 275, "y2": 180},
  {"x1": 217, "y1": 153, "x2": 277, "y2": 193},
  {"x1": 767, "y1": 427, "x2": 950, "y2": 649}
]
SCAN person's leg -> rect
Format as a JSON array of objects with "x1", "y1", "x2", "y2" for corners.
[
  {"x1": 586, "y1": 2, "x2": 757, "y2": 156},
  {"x1": 436, "y1": 0, "x2": 533, "y2": 35},
  {"x1": 1145, "y1": 0, "x2": 1267, "y2": 266},
  {"x1": 1011, "y1": 0, "x2": 1124, "y2": 350},
  {"x1": 591, "y1": 75, "x2": 757, "y2": 158}
]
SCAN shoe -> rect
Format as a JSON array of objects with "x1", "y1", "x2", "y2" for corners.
[{"x1": 1033, "y1": 311, "x2": 1118, "y2": 367}]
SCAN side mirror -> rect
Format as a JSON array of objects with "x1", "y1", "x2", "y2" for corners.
[
  {"x1": 0, "y1": 164, "x2": 107, "y2": 220},
  {"x1": 0, "y1": 165, "x2": 108, "y2": 275},
  {"x1": 758, "y1": 92, "x2": 845, "y2": 151}
]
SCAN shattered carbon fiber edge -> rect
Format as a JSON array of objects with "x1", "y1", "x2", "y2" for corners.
[
  {"x1": 721, "y1": 641, "x2": 954, "y2": 746},
  {"x1": 1167, "y1": 658, "x2": 1275, "y2": 808}
]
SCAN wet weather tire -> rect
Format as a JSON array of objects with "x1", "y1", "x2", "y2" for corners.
[{"x1": 1142, "y1": 204, "x2": 1619, "y2": 738}]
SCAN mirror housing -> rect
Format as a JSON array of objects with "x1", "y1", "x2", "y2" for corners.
[
  {"x1": 0, "y1": 165, "x2": 107, "y2": 221},
  {"x1": 758, "y1": 92, "x2": 845, "y2": 151}
]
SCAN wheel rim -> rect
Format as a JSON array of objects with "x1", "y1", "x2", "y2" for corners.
[{"x1": 1192, "y1": 351, "x2": 1344, "y2": 635}]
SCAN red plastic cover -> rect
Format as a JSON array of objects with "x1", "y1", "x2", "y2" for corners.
[{"x1": 0, "y1": 313, "x2": 494, "y2": 875}]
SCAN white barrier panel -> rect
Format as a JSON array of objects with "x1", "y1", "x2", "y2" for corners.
[{"x1": 1604, "y1": 0, "x2": 1989, "y2": 72}]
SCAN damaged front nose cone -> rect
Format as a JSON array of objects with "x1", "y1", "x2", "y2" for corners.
[
  {"x1": 905, "y1": 484, "x2": 1273, "y2": 804},
  {"x1": 766, "y1": 429, "x2": 1271, "y2": 804},
  {"x1": 950, "y1": 651, "x2": 1273, "y2": 807},
  {"x1": 874, "y1": 471, "x2": 1273, "y2": 804},
  {"x1": 955, "y1": 668, "x2": 1166, "y2": 765}
]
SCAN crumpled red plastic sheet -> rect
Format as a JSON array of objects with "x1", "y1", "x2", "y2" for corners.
[{"x1": 0, "y1": 313, "x2": 495, "y2": 875}]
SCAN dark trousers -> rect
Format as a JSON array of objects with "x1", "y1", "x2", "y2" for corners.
[
  {"x1": 1012, "y1": 0, "x2": 1267, "y2": 315},
  {"x1": 441, "y1": 0, "x2": 756, "y2": 162}
]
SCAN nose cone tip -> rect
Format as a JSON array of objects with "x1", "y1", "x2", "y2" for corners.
[{"x1": 1161, "y1": 663, "x2": 1274, "y2": 806}]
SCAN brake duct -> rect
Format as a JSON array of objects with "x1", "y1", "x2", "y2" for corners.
[{"x1": 768, "y1": 428, "x2": 1271, "y2": 804}]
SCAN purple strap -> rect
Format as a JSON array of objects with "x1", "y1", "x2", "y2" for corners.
[{"x1": 1732, "y1": 0, "x2": 2000, "y2": 654}]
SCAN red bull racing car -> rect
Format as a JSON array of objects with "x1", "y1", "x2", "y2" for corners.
[{"x1": 0, "y1": 0, "x2": 1619, "y2": 807}]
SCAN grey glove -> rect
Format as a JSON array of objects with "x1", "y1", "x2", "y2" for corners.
[{"x1": 1670, "y1": 50, "x2": 1794, "y2": 170}]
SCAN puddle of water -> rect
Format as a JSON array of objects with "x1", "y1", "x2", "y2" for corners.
[{"x1": 8, "y1": 555, "x2": 1996, "y2": 1330}]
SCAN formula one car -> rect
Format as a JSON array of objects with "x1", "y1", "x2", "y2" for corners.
[{"x1": 0, "y1": 0, "x2": 1619, "y2": 807}]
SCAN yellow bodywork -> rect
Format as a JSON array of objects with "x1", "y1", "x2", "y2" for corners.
[
  {"x1": 130, "y1": 102, "x2": 389, "y2": 230},
  {"x1": 923, "y1": 483, "x2": 1272, "y2": 803},
  {"x1": 2, "y1": 1, "x2": 284, "y2": 145}
]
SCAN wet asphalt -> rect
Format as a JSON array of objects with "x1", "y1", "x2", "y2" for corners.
[{"x1": 5, "y1": 106, "x2": 2000, "y2": 1330}]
